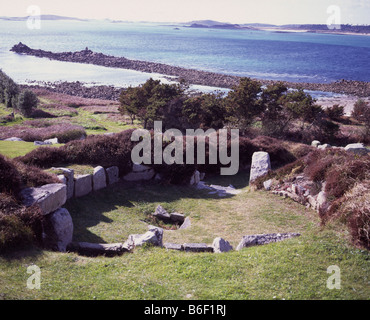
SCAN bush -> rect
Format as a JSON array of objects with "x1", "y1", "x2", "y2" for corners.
[
  {"x1": 325, "y1": 104, "x2": 344, "y2": 121},
  {"x1": 17, "y1": 90, "x2": 38, "y2": 117},
  {"x1": 0, "y1": 154, "x2": 59, "y2": 198},
  {"x1": 0, "y1": 193, "x2": 43, "y2": 252}
]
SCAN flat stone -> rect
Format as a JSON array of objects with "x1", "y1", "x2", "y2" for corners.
[
  {"x1": 123, "y1": 169, "x2": 155, "y2": 181},
  {"x1": 236, "y1": 233, "x2": 301, "y2": 250},
  {"x1": 169, "y1": 212, "x2": 185, "y2": 224},
  {"x1": 34, "y1": 140, "x2": 52, "y2": 146},
  {"x1": 344, "y1": 143, "x2": 369, "y2": 155},
  {"x1": 68, "y1": 242, "x2": 131, "y2": 257},
  {"x1": 183, "y1": 243, "x2": 214, "y2": 253},
  {"x1": 4, "y1": 137, "x2": 23, "y2": 141},
  {"x1": 164, "y1": 243, "x2": 184, "y2": 251},
  {"x1": 132, "y1": 164, "x2": 152, "y2": 172},
  {"x1": 153, "y1": 205, "x2": 171, "y2": 221},
  {"x1": 74, "y1": 174, "x2": 92, "y2": 198},
  {"x1": 21, "y1": 183, "x2": 67, "y2": 215}
]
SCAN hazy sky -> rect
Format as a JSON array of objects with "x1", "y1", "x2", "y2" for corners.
[{"x1": 0, "y1": 0, "x2": 369, "y2": 25}]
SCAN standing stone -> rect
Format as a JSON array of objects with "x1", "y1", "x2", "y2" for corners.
[
  {"x1": 21, "y1": 183, "x2": 67, "y2": 215},
  {"x1": 53, "y1": 168, "x2": 74, "y2": 199},
  {"x1": 212, "y1": 237, "x2": 233, "y2": 253},
  {"x1": 74, "y1": 174, "x2": 92, "y2": 198},
  {"x1": 189, "y1": 170, "x2": 200, "y2": 185},
  {"x1": 249, "y1": 152, "x2": 271, "y2": 183},
  {"x1": 106, "y1": 166, "x2": 119, "y2": 184},
  {"x1": 43, "y1": 208, "x2": 73, "y2": 252},
  {"x1": 93, "y1": 166, "x2": 107, "y2": 191}
]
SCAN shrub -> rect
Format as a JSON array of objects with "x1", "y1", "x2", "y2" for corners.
[
  {"x1": 0, "y1": 193, "x2": 43, "y2": 252},
  {"x1": 325, "y1": 104, "x2": 344, "y2": 121},
  {"x1": 17, "y1": 90, "x2": 38, "y2": 117},
  {"x1": 0, "y1": 154, "x2": 22, "y2": 196}
]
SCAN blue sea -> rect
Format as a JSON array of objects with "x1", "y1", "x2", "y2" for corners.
[{"x1": 0, "y1": 19, "x2": 370, "y2": 96}]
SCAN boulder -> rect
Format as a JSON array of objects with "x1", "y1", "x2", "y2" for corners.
[
  {"x1": 53, "y1": 167, "x2": 74, "y2": 199},
  {"x1": 316, "y1": 191, "x2": 329, "y2": 212},
  {"x1": 212, "y1": 237, "x2": 233, "y2": 253},
  {"x1": 74, "y1": 174, "x2": 92, "y2": 198},
  {"x1": 249, "y1": 152, "x2": 271, "y2": 183},
  {"x1": 344, "y1": 143, "x2": 369, "y2": 155},
  {"x1": 318, "y1": 144, "x2": 331, "y2": 150},
  {"x1": 164, "y1": 243, "x2": 184, "y2": 251},
  {"x1": 106, "y1": 166, "x2": 119, "y2": 184},
  {"x1": 189, "y1": 170, "x2": 200, "y2": 185},
  {"x1": 236, "y1": 233, "x2": 300, "y2": 250},
  {"x1": 179, "y1": 217, "x2": 191, "y2": 229},
  {"x1": 44, "y1": 138, "x2": 58, "y2": 144},
  {"x1": 93, "y1": 166, "x2": 107, "y2": 191},
  {"x1": 21, "y1": 183, "x2": 67, "y2": 215},
  {"x1": 43, "y1": 208, "x2": 73, "y2": 252},
  {"x1": 127, "y1": 226, "x2": 163, "y2": 247},
  {"x1": 311, "y1": 140, "x2": 321, "y2": 147},
  {"x1": 263, "y1": 179, "x2": 272, "y2": 191}
]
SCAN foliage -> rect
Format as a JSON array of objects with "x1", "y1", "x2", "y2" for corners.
[
  {"x1": 119, "y1": 78, "x2": 183, "y2": 129},
  {"x1": 17, "y1": 90, "x2": 38, "y2": 117},
  {"x1": 0, "y1": 69, "x2": 19, "y2": 109}
]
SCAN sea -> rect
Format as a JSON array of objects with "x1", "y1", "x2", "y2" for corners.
[{"x1": 1, "y1": 19, "x2": 370, "y2": 98}]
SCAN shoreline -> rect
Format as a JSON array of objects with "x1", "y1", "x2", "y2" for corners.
[{"x1": 10, "y1": 42, "x2": 370, "y2": 98}]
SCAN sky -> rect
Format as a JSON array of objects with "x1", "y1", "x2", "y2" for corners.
[{"x1": 0, "y1": 0, "x2": 369, "y2": 25}]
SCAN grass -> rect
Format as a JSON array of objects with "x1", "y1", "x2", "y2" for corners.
[
  {"x1": 0, "y1": 141, "x2": 63, "y2": 158},
  {"x1": 0, "y1": 172, "x2": 369, "y2": 300}
]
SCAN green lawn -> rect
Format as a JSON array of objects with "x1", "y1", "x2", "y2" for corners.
[
  {"x1": 0, "y1": 172, "x2": 369, "y2": 300},
  {"x1": 0, "y1": 141, "x2": 64, "y2": 158}
]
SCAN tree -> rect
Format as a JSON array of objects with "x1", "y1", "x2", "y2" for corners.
[
  {"x1": 17, "y1": 90, "x2": 38, "y2": 117},
  {"x1": 118, "y1": 78, "x2": 183, "y2": 129},
  {"x1": 226, "y1": 77, "x2": 262, "y2": 130},
  {"x1": 0, "y1": 69, "x2": 19, "y2": 110}
]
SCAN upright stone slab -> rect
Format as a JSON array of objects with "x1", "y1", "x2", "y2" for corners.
[
  {"x1": 93, "y1": 166, "x2": 107, "y2": 191},
  {"x1": 106, "y1": 166, "x2": 119, "y2": 184},
  {"x1": 43, "y1": 208, "x2": 73, "y2": 252},
  {"x1": 54, "y1": 168, "x2": 74, "y2": 199},
  {"x1": 74, "y1": 174, "x2": 92, "y2": 198},
  {"x1": 21, "y1": 183, "x2": 67, "y2": 215},
  {"x1": 249, "y1": 151, "x2": 271, "y2": 183}
]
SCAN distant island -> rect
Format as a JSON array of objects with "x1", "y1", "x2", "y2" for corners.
[
  {"x1": 0, "y1": 14, "x2": 87, "y2": 22},
  {"x1": 184, "y1": 20, "x2": 370, "y2": 34}
]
